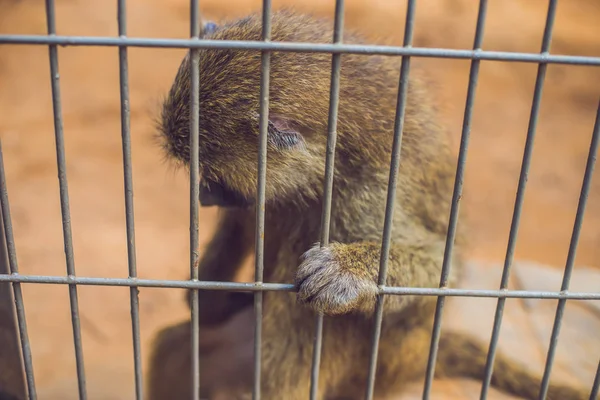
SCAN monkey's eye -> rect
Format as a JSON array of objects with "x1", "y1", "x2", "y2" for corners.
[
  {"x1": 267, "y1": 119, "x2": 304, "y2": 151},
  {"x1": 203, "y1": 21, "x2": 218, "y2": 35}
]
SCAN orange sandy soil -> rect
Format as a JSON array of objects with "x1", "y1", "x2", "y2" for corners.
[{"x1": 0, "y1": 0, "x2": 599, "y2": 398}]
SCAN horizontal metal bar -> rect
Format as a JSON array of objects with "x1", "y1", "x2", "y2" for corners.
[
  {"x1": 0, "y1": 35, "x2": 599, "y2": 66},
  {"x1": 381, "y1": 287, "x2": 599, "y2": 299},
  {"x1": 0, "y1": 274, "x2": 597, "y2": 299}
]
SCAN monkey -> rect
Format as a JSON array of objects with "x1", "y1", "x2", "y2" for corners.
[
  {"x1": 146, "y1": 10, "x2": 596, "y2": 400},
  {"x1": 146, "y1": 304, "x2": 256, "y2": 400},
  {"x1": 202, "y1": 21, "x2": 218, "y2": 36},
  {"x1": 0, "y1": 391, "x2": 20, "y2": 400}
]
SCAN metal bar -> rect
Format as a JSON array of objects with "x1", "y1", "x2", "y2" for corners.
[
  {"x1": 43, "y1": 1, "x2": 87, "y2": 398},
  {"x1": 0, "y1": 273, "x2": 597, "y2": 300},
  {"x1": 0, "y1": 141, "x2": 37, "y2": 400},
  {"x1": 591, "y1": 359, "x2": 600, "y2": 400},
  {"x1": 189, "y1": 1, "x2": 201, "y2": 399},
  {"x1": 116, "y1": 1, "x2": 143, "y2": 399},
  {"x1": 479, "y1": 1, "x2": 557, "y2": 398},
  {"x1": 422, "y1": 1, "x2": 488, "y2": 398},
  {"x1": 363, "y1": 1, "x2": 416, "y2": 399},
  {"x1": 309, "y1": 1, "x2": 345, "y2": 399},
  {"x1": 0, "y1": 200, "x2": 27, "y2": 400},
  {"x1": 309, "y1": 310, "x2": 324, "y2": 400},
  {"x1": 0, "y1": 35, "x2": 599, "y2": 66},
  {"x1": 538, "y1": 100, "x2": 600, "y2": 399},
  {"x1": 252, "y1": 1, "x2": 272, "y2": 399}
]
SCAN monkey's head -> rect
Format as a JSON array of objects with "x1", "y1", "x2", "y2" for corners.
[{"x1": 159, "y1": 11, "x2": 387, "y2": 208}]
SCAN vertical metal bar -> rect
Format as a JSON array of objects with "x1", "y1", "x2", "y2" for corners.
[
  {"x1": 590, "y1": 359, "x2": 600, "y2": 400},
  {"x1": 189, "y1": 1, "x2": 201, "y2": 399},
  {"x1": 116, "y1": 1, "x2": 143, "y2": 399},
  {"x1": 0, "y1": 141, "x2": 37, "y2": 400},
  {"x1": 44, "y1": 1, "x2": 87, "y2": 398},
  {"x1": 309, "y1": 1, "x2": 345, "y2": 399},
  {"x1": 479, "y1": 2, "x2": 557, "y2": 398},
  {"x1": 252, "y1": 1, "x2": 272, "y2": 399},
  {"x1": 538, "y1": 100, "x2": 600, "y2": 399},
  {"x1": 363, "y1": 1, "x2": 416, "y2": 399},
  {"x1": 421, "y1": 1, "x2": 488, "y2": 398},
  {"x1": 0, "y1": 199, "x2": 27, "y2": 400}
]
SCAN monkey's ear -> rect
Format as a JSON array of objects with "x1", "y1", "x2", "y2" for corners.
[{"x1": 267, "y1": 116, "x2": 305, "y2": 151}]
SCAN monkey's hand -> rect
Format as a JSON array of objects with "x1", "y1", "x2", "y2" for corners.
[
  {"x1": 294, "y1": 243, "x2": 378, "y2": 315},
  {"x1": 295, "y1": 240, "x2": 446, "y2": 315}
]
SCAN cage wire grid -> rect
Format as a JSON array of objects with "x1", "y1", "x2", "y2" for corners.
[{"x1": 0, "y1": 0, "x2": 599, "y2": 400}]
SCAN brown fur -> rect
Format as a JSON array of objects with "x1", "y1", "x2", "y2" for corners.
[
  {"x1": 146, "y1": 10, "x2": 595, "y2": 400},
  {"x1": 0, "y1": 319, "x2": 25, "y2": 400}
]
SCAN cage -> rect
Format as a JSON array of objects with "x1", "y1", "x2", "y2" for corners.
[{"x1": 0, "y1": 0, "x2": 599, "y2": 399}]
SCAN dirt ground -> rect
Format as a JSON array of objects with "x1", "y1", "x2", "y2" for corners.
[{"x1": 0, "y1": 0, "x2": 599, "y2": 398}]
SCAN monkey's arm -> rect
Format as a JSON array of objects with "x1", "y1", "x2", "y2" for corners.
[
  {"x1": 189, "y1": 208, "x2": 255, "y2": 324},
  {"x1": 197, "y1": 209, "x2": 254, "y2": 281},
  {"x1": 295, "y1": 240, "x2": 446, "y2": 316}
]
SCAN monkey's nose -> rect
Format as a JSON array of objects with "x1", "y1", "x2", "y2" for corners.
[
  {"x1": 199, "y1": 179, "x2": 251, "y2": 208},
  {"x1": 199, "y1": 180, "x2": 224, "y2": 207}
]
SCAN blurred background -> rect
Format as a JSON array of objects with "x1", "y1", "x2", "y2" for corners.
[{"x1": 0, "y1": 0, "x2": 599, "y2": 398}]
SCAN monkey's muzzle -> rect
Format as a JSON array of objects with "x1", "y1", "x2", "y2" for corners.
[{"x1": 199, "y1": 179, "x2": 252, "y2": 208}]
